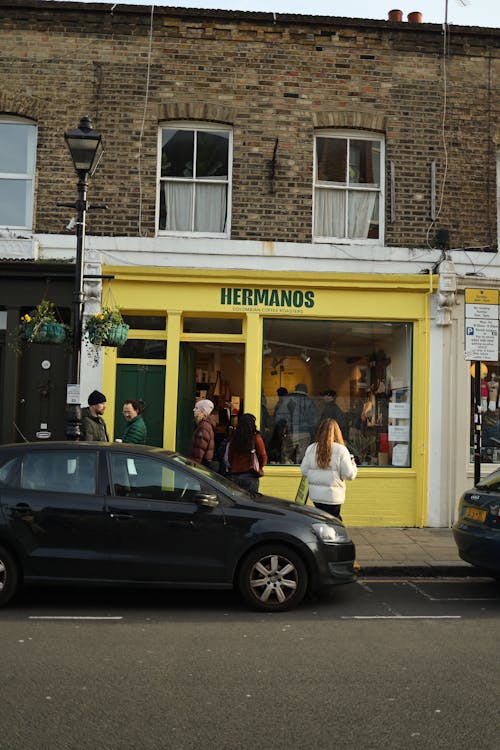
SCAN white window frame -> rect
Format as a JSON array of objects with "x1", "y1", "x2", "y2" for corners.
[
  {"x1": 157, "y1": 121, "x2": 232, "y2": 238},
  {"x1": 0, "y1": 116, "x2": 37, "y2": 230},
  {"x1": 313, "y1": 129, "x2": 385, "y2": 245}
]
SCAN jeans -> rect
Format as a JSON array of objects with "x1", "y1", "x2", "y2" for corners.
[
  {"x1": 230, "y1": 472, "x2": 259, "y2": 496},
  {"x1": 313, "y1": 502, "x2": 343, "y2": 521}
]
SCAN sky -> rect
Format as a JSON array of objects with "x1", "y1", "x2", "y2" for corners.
[{"x1": 55, "y1": 1, "x2": 499, "y2": 29}]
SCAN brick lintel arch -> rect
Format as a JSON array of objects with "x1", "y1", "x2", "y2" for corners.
[
  {"x1": 313, "y1": 111, "x2": 386, "y2": 132},
  {"x1": 157, "y1": 101, "x2": 236, "y2": 125},
  {"x1": 0, "y1": 92, "x2": 42, "y2": 121}
]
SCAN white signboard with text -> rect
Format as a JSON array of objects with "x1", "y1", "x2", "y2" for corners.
[{"x1": 465, "y1": 288, "x2": 499, "y2": 362}]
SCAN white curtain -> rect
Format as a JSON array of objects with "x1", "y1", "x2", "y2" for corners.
[
  {"x1": 348, "y1": 192, "x2": 377, "y2": 239},
  {"x1": 194, "y1": 183, "x2": 227, "y2": 232},
  {"x1": 314, "y1": 188, "x2": 345, "y2": 238},
  {"x1": 163, "y1": 182, "x2": 192, "y2": 231},
  {"x1": 162, "y1": 182, "x2": 226, "y2": 232}
]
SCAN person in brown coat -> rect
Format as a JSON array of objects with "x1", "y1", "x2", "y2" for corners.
[{"x1": 188, "y1": 399, "x2": 217, "y2": 468}]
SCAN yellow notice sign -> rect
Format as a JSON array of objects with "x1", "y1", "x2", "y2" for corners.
[{"x1": 465, "y1": 289, "x2": 499, "y2": 305}]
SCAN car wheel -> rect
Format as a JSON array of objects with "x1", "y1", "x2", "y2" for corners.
[
  {"x1": 238, "y1": 544, "x2": 308, "y2": 612},
  {"x1": 0, "y1": 545, "x2": 19, "y2": 607}
]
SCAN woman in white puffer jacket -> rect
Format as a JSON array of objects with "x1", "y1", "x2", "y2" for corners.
[{"x1": 300, "y1": 418, "x2": 357, "y2": 520}]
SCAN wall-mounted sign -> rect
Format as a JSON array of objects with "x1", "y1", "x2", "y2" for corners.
[
  {"x1": 220, "y1": 287, "x2": 315, "y2": 311},
  {"x1": 465, "y1": 288, "x2": 499, "y2": 362},
  {"x1": 66, "y1": 384, "x2": 81, "y2": 405}
]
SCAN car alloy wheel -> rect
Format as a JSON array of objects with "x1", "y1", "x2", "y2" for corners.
[
  {"x1": 238, "y1": 544, "x2": 308, "y2": 612},
  {"x1": 0, "y1": 545, "x2": 19, "y2": 607}
]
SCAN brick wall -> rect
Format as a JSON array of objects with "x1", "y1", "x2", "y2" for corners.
[{"x1": 1, "y1": 1, "x2": 498, "y2": 249}]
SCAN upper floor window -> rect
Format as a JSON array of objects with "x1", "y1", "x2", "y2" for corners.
[
  {"x1": 313, "y1": 131, "x2": 384, "y2": 243},
  {"x1": 0, "y1": 117, "x2": 37, "y2": 229},
  {"x1": 158, "y1": 123, "x2": 231, "y2": 236}
]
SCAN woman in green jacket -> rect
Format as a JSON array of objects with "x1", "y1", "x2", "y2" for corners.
[{"x1": 122, "y1": 399, "x2": 147, "y2": 444}]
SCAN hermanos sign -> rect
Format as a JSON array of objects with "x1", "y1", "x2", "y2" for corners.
[{"x1": 220, "y1": 287, "x2": 315, "y2": 310}]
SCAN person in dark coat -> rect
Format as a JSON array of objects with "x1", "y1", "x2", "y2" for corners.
[
  {"x1": 122, "y1": 399, "x2": 147, "y2": 444},
  {"x1": 320, "y1": 390, "x2": 349, "y2": 440},
  {"x1": 228, "y1": 413, "x2": 267, "y2": 496},
  {"x1": 274, "y1": 383, "x2": 317, "y2": 463},
  {"x1": 81, "y1": 390, "x2": 109, "y2": 441},
  {"x1": 188, "y1": 399, "x2": 216, "y2": 467}
]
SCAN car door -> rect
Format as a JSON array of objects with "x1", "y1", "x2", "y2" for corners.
[
  {"x1": 0, "y1": 447, "x2": 108, "y2": 579},
  {"x1": 105, "y1": 450, "x2": 228, "y2": 583}
]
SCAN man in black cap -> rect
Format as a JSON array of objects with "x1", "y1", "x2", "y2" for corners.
[
  {"x1": 81, "y1": 390, "x2": 109, "y2": 441},
  {"x1": 320, "y1": 389, "x2": 349, "y2": 440}
]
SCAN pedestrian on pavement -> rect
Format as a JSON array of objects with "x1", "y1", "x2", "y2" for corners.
[
  {"x1": 81, "y1": 390, "x2": 109, "y2": 441},
  {"x1": 228, "y1": 413, "x2": 267, "y2": 496},
  {"x1": 188, "y1": 399, "x2": 218, "y2": 469},
  {"x1": 300, "y1": 417, "x2": 357, "y2": 520},
  {"x1": 122, "y1": 399, "x2": 147, "y2": 444}
]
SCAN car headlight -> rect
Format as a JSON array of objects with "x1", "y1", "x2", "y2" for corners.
[{"x1": 312, "y1": 522, "x2": 349, "y2": 544}]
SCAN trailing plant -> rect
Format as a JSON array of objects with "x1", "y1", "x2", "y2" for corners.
[
  {"x1": 16, "y1": 300, "x2": 69, "y2": 349},
  {"x1": 84, "y1": 305, "x2": 129, "y2": 366}
]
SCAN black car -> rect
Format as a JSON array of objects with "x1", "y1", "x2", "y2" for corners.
[
  {"x1": 452, "y1": 468, "x2": 500, "y2": 577},
  {"x1": 0, "y1": 442, "x2": 356, "y2": 611}
]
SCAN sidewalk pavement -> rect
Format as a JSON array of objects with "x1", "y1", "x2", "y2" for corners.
[{"x1": 350, "y1": 526, "x2": 485, "y2": 577}]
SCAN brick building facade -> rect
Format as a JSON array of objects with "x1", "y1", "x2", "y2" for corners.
[
  {"x1": 1, "y1": 0, "x2": 500, "y2": 526},
  {"x1": 1, "y1": 0, "x2": 498, "y2": 249}
]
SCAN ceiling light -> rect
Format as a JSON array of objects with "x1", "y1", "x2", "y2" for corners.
[
  {"x1": 301, "y1": 351, "x2": 311, "y2": 363},
  {"x1": 323, "y1": 354, "x2": 331, "y2": 365},
  {"x1": 263, "y1": 342, "x2": 272, "y2": 355}
]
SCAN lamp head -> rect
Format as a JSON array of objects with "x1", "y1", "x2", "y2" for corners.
[{"x1": 64, "y1": 115, "x2": 104, "y2": 176}]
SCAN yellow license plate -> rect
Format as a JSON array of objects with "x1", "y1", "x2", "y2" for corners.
[{"x1": 464, "y1": 507, "x2": 487, "y2": 522}]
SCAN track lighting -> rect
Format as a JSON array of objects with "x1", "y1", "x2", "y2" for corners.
[
  {"x1": 323, "y1": 354, "x2": 331, "y2": 366},
  {"x1": 263, "y1": 342, "x2": 272, "y2": 355},
  {"x1": 301, "y1": 350, "x2": 311, "y2": 363}
]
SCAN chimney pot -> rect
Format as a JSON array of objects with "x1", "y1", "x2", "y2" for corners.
[
  {"x1": 407, "y1": 11, "x2": 423, "y2": 23},
  {"x1": 388, "y1": 9, "x2": 403, "y2": 22}
]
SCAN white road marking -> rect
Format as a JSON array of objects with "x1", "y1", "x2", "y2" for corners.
[
  {"x1": 28, "y1": 616, "x2": 123, "y2": 620},
  {"x1": 406, "y1": 581, "x2": 497, "y2": 602},
  {"x1": 341, "y1": 615, "x2": 461, "y2": 619}
]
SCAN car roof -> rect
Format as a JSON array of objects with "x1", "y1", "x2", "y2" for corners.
[{"x1": 0, "y1": 442, "x2": 176, "y2": 457}]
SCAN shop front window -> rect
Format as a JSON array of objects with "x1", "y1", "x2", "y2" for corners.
[
  {"x1": 471, "y1": 362, "x2": 500, "y2": 464},
  {"x1": 261, "y1": 319, "x2": 412, "y2": 467}
]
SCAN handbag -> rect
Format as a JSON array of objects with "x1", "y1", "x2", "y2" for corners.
[{"x1": 249, "y1": 441, "x2": 264, "y2": 477}]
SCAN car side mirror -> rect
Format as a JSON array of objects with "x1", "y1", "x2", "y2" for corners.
[{"x1": 194, "y1": 492, "x2": 219, "y2": 508}]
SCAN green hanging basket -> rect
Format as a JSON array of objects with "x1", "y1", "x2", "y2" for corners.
[
  {"x1": 88, "y1": 322, "x2": 129, "y2": 348},
  {"x1": 24, "y1": 321, "x2": 67, "y2": 344}
]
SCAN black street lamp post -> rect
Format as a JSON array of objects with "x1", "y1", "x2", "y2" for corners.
[{"x1": 63, "y1": 116, "x2": 104, "y2": 440}]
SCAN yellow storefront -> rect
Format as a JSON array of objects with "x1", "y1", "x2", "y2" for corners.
[{"x1": 101, "y1": 266, "x2": 433, "y2": 527}]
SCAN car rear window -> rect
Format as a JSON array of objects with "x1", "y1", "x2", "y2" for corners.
[
  {"x1": 21, "y1": 450, "x2": 98, "y2": 495},
  {"x1": 477, "y1": 467, "x2": 500, "y2": 491}
]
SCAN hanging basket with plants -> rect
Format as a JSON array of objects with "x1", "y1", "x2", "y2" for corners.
[
  {"x1": 85, "y1": 306, "x2": 129, "y2": 348},
  {"x1": 19, "y1": 300, "x2": 68, "y2": 345}
]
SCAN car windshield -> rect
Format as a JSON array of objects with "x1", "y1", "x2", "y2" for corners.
[
  {"x1": 476, "y1": 467, "x2": 500, "y2": 491},
  {"x1": 169, "y1": 453, "x2": 253, "y2": 499}
]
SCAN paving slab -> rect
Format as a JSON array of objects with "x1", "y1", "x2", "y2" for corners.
[{"x1": 349, "y1": 526, "x2": 486, "y2": 577}]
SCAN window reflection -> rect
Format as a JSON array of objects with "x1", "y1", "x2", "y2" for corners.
[{"x1": 261, "y1": 319, "x2": 412, "y2": 468}]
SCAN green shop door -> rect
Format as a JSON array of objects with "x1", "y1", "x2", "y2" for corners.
[
  {"x1": 115, "y1": 364, "x2": 165, "y2": 446},
  {"x1": 176, "y1": 343, "x2": 197, "y2": 456}
]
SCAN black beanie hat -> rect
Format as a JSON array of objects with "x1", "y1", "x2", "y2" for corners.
[{"x1": 88, "y1": 390, "x2": 106, "y2": 406}]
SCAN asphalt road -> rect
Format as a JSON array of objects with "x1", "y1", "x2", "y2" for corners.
[{"x1": 1, "y1": 579, "x2": 499, "y2": 750}]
